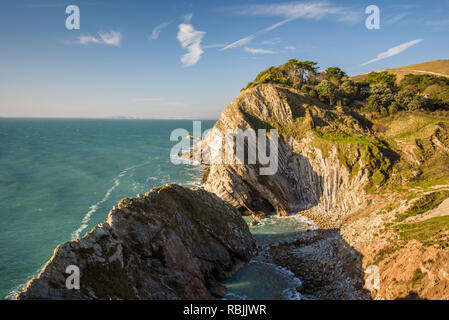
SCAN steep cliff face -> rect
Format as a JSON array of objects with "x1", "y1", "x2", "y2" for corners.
[
  {"x1": 197, "y1": 82, "x2": 449, "y2": 300},
  {"x1": 199, "y1": 84, "x2": 393, "y2": 226},
  {"x1": 17, "y1": 184, "x2": 256, "y2": 300}
]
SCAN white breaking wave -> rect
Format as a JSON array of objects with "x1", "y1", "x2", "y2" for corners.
[
  {"x1": 5, "y1": 264, "x2": 44, "y2": 300},
  {"x1": 70, "y1": 166, "x2": 134, "y2": 240}
]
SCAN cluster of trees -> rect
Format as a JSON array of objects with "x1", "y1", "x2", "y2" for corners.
[
  {"x1": 245, "y1": 59, "x2": 320, "y2": 90},
  {"x1": 360, "y1": 72, "x2": 449, "y2": 114},
  {"x1": 244, "y1": 60, "x2": 449, "y2": 115}
]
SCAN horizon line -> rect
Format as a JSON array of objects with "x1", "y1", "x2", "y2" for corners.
[{"x1": 0, "y1": 116, "x2": 219, "y2": 121}]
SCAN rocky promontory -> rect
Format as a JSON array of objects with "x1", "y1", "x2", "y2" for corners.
[{"x1": 17, "y1": 184, "x2": 256, "y2": 300}]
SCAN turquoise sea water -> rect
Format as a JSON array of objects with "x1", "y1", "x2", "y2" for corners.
[
  {"x1": 0, "y1": 118, "x2": 309, "y2": 300},
  {"x1": 0, "y1": 118, "x2": 215, "y2": 299},
  {"x1": 223, "y1": 215, "x2": 310, "y2": 300}
]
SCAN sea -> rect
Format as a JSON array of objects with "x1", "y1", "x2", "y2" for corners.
[{"x1": 0, "y1": 118, "x2": 307, "y2": 300}]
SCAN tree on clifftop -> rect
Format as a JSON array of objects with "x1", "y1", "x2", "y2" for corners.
[{"x1": 325, "y1": 67, "x2": 348, "y2": 83}]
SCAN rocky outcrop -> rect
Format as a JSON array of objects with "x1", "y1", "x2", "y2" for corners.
[
  {"x1": 17, "y1": 184, "x2": 256, "y2": 300},
  {"x1": 197, "y1": 84, "x2": 391, "y2": 226},
  {"x1": 260, "y1": 229, "x2": 371, "y2": 300}
]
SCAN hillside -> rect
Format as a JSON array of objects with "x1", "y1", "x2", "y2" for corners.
[
  {"x1": 199, "y1": 77, "x2": 449, "y2": 299},
  {"x1": 352, "y1": 59, "x2": 449, "y2": 82}
]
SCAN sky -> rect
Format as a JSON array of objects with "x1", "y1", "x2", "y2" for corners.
[{"x1": 0, "y1": 0, "x2": 448, "y2": 119}]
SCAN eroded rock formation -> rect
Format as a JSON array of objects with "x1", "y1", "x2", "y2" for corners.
[
  {"x1": 197, "y1": 84, "x2": 392, "y2": 226},
  {"x1": 17, "y1": 184, "x2": 256, "y2": 300}
]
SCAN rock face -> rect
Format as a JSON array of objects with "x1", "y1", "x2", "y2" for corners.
[
  {"x1": 197, "y1": 84, "x2": 392, "y2": 226},
  {"x1": 17, "y1": 184, "x2": 256, "y2": 300}
]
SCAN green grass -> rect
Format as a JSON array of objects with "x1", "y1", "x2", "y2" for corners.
[
  {"x1": 312, "y1": 128, "x2": 375, "y2": 145},
  {"x1": 411, "y1": 268, "x2": 426, "y2": 286},
  {"x1": 397, "y1": 215, "x2": 449, "y2": 247},
  {"x1": 373, "y1": 245, "x2": 399, "y2": 264},
  {"x1": 397, "y1": 191, "x2": 449, "y2": 221}
]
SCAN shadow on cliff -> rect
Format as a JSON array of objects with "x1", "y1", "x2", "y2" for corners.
[
  {"x1": 395, "y1": 291, "x2": 426, "y2": 300},
  {"x1": 237, "y1": 141, "x2": 325, "y2": 217},
  {"x1": 263, "y1": 228, "x2": 372, "y2": 300}
]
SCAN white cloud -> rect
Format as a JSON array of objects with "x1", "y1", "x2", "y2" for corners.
[
  {"x1": 203, "y1": 43, "x2": 227, "y2": 49},
  {"x1": 244, "y1": 47, "x2": 277, "y2": 54},
  {"x1": 263, "y1": 18, "x2": 294, "y2": 31},
  {"x1": 177, "y1": 15, "x2": 206, "y2": 67},
  {"x1": 79, "y1": 35, "x2": 101, "y2": 45},
  {"x1": 284, "y1": 46, "x2": 296, "y2": 50},
  {"x1": 221, "y1": 35, "x2": 255, "y2": 50},
  {"x1": 150, "y1": 21, "x2": 171, "y2": 40},
  {"x1": 221, "y1": 1, "x2": 357, "y2": 51},
  {"x1": 361, "y1": 39, "x2": 423, "y2": 66},
  {"x1": 77, "y1": 31, "x2": 121, "y2": 46},
  {"x1": 260, "y1": 37, "x2": 281, "y2": 45},
  {"x1": 384, "y1": 13, "x2": 409, "y2": 25},
  {"x1": 237, "y1": 1, "x2": 344, "y2": 19},
  {"x1": 99, "y1": 31, "x2": 121, "y2": 46}
]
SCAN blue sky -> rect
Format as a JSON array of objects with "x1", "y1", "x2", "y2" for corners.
[{"x1": 0, "y1": 0, "x2": 448, "y2": 119}]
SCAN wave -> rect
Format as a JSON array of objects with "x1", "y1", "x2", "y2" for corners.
[
  {"x1": 5, "y1": 264, "x2": 44, "y2": 300},
  {"x1": 70, "y1": 166, "x2": 134, "y2": 240}
]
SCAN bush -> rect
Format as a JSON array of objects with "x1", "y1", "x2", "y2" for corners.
[
  {"x1": 364, "y1": 83, "x2": 396, "y2": 113},
  {"x1": 316, "y1": 80, "x2": 340, "y2": 105},
  {"x1": 365, "y1": 71, "x2": 397, "y2": 86},
  {"x1": 389, "y1": 102, "x2": 399, "y2": 115}
]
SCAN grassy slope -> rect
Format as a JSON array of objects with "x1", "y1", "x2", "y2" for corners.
[
  {"x1": 352, "y1": 59, "x2": 449, "y2": 82},
  {"x1": 357, "y1": 113, "x2": 449, "y2": 298}
]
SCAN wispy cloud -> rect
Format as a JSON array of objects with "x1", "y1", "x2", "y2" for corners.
[
  {"x1": 27, "y1": 2, "x2": 103, "y2": 8},
  {"x1": 27, "y1": 3, "x2": 67, "y2": 8},
  {"x1": 361, "y1": 39, "x2": 423, "y2": 66},
  {"x1": 221, "y1": 35, "x2": 255, "y2": 50},
  {"x1": 77, "y1": 31, "x2": 122, "y2": 46},
  {"x1": 260, "y1": 37, "x2": 281, "y2": 45},
  {"x1": 235, "y1": 1, "x2": 344, "y2": 19},
  {"x1": 384, "y1": 13, "x2": 409, "y2": 25},
  {"x1": 284, "y1": 46, "x2": 296, "y2": 50},
  {"x1": 426, "y1": 19, "x2": 449, "y2": 26},
  {"x1": 203, "y1": 43, "x2": 227, "y2": 49},
  {"x1": 177, "y1": 14, "x2": 206, "y2": 67},
  {"x1": 150, "y1": 21, "x2": 171, "y2": 40},
  {"x1": 263, "y1": 18, "x2": 294, "y2": 31},
  {"x1": 221, "y1": 1, "x2": 358, "y2": 50},
  {"x1": 244, "y1": 47, "x2": 277, "y2": 54}
]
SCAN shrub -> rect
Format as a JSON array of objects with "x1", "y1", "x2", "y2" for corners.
[{"x1": 365, "y1": 71, "x2": 397, "y2": 85}]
